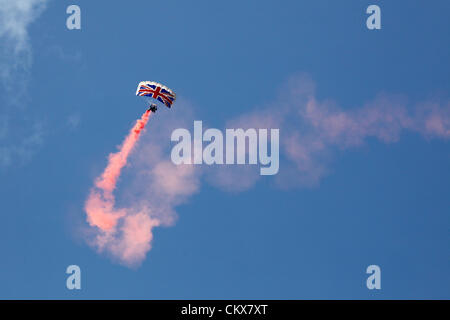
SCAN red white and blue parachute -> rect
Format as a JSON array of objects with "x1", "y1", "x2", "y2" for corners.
[{"x1": 136, "y1": 81, "x2": 176, "y2": 109}]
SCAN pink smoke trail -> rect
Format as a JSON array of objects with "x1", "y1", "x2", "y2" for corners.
[{"x1": 85, "y1": 110, "x2": 151, "y2": 232}]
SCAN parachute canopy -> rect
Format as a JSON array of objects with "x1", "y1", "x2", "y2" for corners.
[{"x1": 136, "y1": 81, "x2": 176, "y2": 109}]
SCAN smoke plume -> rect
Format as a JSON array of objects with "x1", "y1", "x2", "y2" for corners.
[
  {"x1": 84, "y1": 110, "x2": 162, "y2": 267},
  {"x1": 82, "y1": 76, "x2": 449, "y2": 268}
]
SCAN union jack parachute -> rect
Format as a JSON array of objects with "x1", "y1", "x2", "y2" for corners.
[{"x1": 136, "y1": 81, "x2": 176, "y2": 110}]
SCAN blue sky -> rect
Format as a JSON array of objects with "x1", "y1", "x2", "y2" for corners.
[{"x1": 0, "y1": 0, "x2": 449, "y2": 299}]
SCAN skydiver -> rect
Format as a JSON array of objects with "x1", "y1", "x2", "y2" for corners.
[{"x1": 148, "y1": 104, "x2": 158, "y2": 113}]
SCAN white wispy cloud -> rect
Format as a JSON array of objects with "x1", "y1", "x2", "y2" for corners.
[
  {"x1": 0, "y1": 0, "x2": 47, "y2": 87},
  {"x1": 0, "y1": 0, "x2": 49, "y2": 168},
  {"x1": 67, "y1": 113, "x2": 81, "y2": 130}
]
